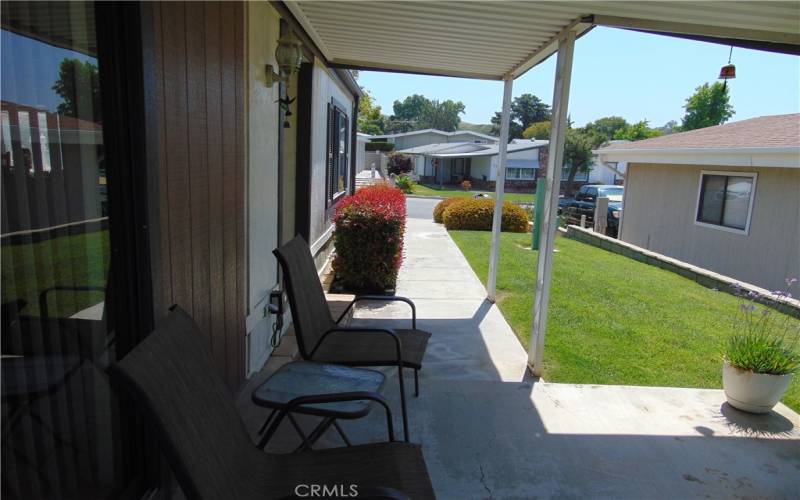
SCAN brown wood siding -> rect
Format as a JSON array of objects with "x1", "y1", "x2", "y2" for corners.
[{"x1": 145, "y1": 1, "x2": 246, "y2": 391}]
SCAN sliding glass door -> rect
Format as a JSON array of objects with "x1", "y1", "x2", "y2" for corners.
[{"x1": 1, "y1": 2, "x2": 142, "y2": 498}]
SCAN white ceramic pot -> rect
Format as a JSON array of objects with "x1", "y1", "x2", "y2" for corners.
[{"x1": 722, "y1": 361, "x2": 793, "y2": 414}]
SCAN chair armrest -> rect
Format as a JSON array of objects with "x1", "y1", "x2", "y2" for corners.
[
  {"x1": 310, "y1": 327, "x2": 403, "y2": 367},
  {"x1": 39, "y1": 285, "x2": 106, "y2": 319},
  {"x1": 263, "y1": 391, "x2": 395, "y2": 444},
  {"x1": 336, "y1": 295, "x2": 417, "y2": 329}
]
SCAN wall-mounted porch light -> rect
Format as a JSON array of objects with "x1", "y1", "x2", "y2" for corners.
[{"x1": 265, "y1": 31, "x2": 304, "y2": 87}]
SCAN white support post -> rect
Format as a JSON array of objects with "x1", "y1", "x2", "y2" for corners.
[
  {"x1": 487, "y1": 77, "x2": 513, "y2": 302},
  {"x1": 528, "y1": 30, "x2": 576, "y2": 374}
]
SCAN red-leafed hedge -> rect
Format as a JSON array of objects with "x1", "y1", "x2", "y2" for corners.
[{"x1": 333, "y1": 184, "x2": 406, "y2": 292}]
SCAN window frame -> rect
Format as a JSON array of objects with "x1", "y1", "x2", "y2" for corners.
[
  {"x1": 693, "y1": 170, "x2": 757, "y2": 235},
  {"x1": 325, "y1": 98, "x2": 350, "y2": 207}
]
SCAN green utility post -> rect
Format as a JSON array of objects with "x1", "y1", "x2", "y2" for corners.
[{"x1": 532, "y1": 180, "x2": 546, "y2": 250}]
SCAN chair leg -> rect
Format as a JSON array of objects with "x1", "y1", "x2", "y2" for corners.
[
  {"x1": 414, "y1": 369, "x2": 420, "y2": 397},
  {"x1": 398, "y1": 365, "x2": 410, "y2": 442}
]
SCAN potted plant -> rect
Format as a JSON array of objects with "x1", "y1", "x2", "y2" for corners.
[{"x1": 722, "y1": 280, "x2": 800, "y2": 413}]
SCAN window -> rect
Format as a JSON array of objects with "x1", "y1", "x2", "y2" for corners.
[
  {"x1": 507, "y1": 167, "x2": 536, "y2": 180},
  {"x1": 695, "y1": 172, "x2": 756, "y2": 233},
  {"x1": 326, "y1": 100, "x2": 349, "y2": 204}
]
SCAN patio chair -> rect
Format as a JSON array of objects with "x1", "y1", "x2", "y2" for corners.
[
  {"x1": 273, "y1": 236, "x2": 431, "y2": 441},
  {"x1": 109, "y1": 306, "x2": 435, "y2": 500}
]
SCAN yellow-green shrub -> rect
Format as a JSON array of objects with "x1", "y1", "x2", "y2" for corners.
[
  {"x1": 442, "y1": 199, "x2": 529, "y2": 232},
  {"x1": 433, "y1": 197, "x2": 468, "y2": 223}
]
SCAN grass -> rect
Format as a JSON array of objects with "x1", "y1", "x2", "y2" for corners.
[
  {"x1": 449, "y1": 230, "x2": 800, "y2": 412},
  {"x1": 2, "y1": 230, "x2": 109, "y2": 317},
  {"x1": 411, "y1": 183, "x2": 535, "y2": 203}
]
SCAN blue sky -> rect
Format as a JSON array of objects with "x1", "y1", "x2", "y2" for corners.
[
  {"x1": 1, "y1": 30, "x2": 95, "y2": 111},
  {"x1": 357, "y1": 27, "x2": 800, "y2": 128}
]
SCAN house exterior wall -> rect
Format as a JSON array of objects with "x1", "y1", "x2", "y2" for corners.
[
  {"x1": 449, "y1": 132, "x2": 496, "y2": 144},
  {"x1": 620, "y1": 163, "x2": 800, "y2": 291},
  {"x1": 469, "y1": 156, "x2": 493, "y2": 180},
  {"x1": 489, "y1": 147, "x2": 541, "y2": 181},
  {"x1": 356, "y1": 135, "x2": 367, "y2": 172},
  {"x1": 392, "y1": 132, "x2": 446, "y2": 150},
  {"x1": 588, "y1": 158, "x2": 626, "y2": 184},
  {"x1": 244, "y1": 0, "x2": 282, "y2": 374},
  {"x1": 144, "y1": 0, "x2": 246, "y2": 390},
  {"x1": 309, "y1": 59, "x2": 355, "y2": 262},
  {"x1": 281, "y1": 69, "x2": 298, "y2": 246}
]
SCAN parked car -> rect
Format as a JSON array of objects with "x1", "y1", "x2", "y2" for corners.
[{"x1": 562, "y1": 185, "x2": 624, "y2": 237}]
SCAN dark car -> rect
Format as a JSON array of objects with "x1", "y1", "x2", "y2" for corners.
[{"x1": 562, "y1": 185, "x2": 624, "y2": 237}]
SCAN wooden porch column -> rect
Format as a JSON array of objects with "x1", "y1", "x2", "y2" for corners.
[
  {"x1": 487, "y1": 76, "x2": 513, "y2": 301},
  {"x1": 529, "y1": 30, "x2": 576, "y2": 375}
]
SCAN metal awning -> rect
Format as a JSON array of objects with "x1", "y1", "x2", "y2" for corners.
[{"x1": 281, "y1": 1, "x2": 799, "y2": 80}]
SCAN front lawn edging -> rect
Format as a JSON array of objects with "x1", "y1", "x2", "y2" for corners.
[{"x1": 565, "y1": 225, "x2": 800, "y2": 319}]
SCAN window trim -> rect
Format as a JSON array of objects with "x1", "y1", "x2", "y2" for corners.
[{"x1": 693, "y1": 170, "x2": 757, "y2": 235}]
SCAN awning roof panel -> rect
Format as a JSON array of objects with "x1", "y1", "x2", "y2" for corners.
[{"x1": 285, "y1": 1, "x2": 800, "y2": 80}]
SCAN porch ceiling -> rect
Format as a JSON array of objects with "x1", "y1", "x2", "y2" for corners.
[{"x1": 283, "y1": 1, "x2": 800, "y2": 80}]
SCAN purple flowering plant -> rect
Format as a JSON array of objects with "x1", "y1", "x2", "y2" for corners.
[{"x1": 724, "y1": 278, "x2": 800, "y2": 375}]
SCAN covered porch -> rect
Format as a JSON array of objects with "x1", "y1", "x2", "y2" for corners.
[{"x1": 240, "y1": 198, "x2": 799, "y2": 497}]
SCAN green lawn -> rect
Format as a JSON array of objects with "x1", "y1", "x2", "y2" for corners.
[
  {"x1": 449, "y1": 230, "x2": 800, "y2": 412},
  {"x1": 2, "y1": 230, "x2": 109, "y2": 317},
  {"x1": 411, "y1": 184, "x2": 535, "y2": 203}
]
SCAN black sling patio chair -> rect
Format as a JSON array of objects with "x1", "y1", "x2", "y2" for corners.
[
  {"x1": 273, "y1": 236, "x2": 431, "y2": 442},
  {"x1": 109, "y1": 306, "x2": 435, "y2": 500}
]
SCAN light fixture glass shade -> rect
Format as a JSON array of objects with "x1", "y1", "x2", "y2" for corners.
[
  {"x1": 719, "y1": 64, "x2": 736, "y2": 80},
  {"x1": 275, "y1": 32, "x2": 303, "y2": 78}
]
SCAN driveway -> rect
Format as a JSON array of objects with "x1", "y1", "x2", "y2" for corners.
[{"x1": 406, "y1": 197, "x2": 439, "y2": 219}]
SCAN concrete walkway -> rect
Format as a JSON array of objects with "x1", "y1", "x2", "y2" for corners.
[{"x1": 240, "y1": 198, "x2": 800, "y2": 499}]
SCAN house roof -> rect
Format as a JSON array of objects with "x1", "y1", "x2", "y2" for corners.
[
  {"x1": 397, "y1": 142, "x2": 481, "y2": 155},
  {"x1": 400, "y1": 139, "x2": 548, "y2": 159},
  {"x1": 283, "y1": 1, "x2": 800, "y2": 80},
  {"x1": 372, "y1": 128, "x2": 498, "y2": 142},
  {"x1": 595, "y1": 114, "x2": 800, "y2": 168}
]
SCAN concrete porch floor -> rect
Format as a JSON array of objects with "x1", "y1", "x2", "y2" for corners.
[{"x1": 238, "y1": 198, "x2": 800, "y2": 499}]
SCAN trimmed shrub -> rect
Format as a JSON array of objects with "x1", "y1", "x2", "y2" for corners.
[
  {"x1": 333, "y1": 184, "x2": 406, "y2": 292},
  {"x1": 433, "y1": 197, "x2": 468, "y2": 224},
  {"x1": 460, "y1": 179, "x2": 472, "y2": 191},
  {"x1": 443, "y1": 199, "x2": 529, "y2": 232},
  {"x1": 387, "y1": 153, "x2": 413, "y2": 175},
  {"x1": 365, "y1": 141, "x2": 394, "y2": 152}
]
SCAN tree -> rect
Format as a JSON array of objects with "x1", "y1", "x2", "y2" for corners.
[
  {"x1": 680, "y1": 82, "x2": 734, "y2": 131},
  {"x1": 388, "y1": 94, "x2": 465, "y2": 132},
  {"x1": 491, "y1": 93, "x2": 551, "y2": 139},
  {"x1": 563, "y1": 129, "x2": 594, "y2": 195},
  {"x1": 613, "y1": 120, "x2": 662, "y2": 141},
  {"x1": 659, "y1": 120, "x2": 680, "y2": 135},
  {"x1": 52, "y1": 58, "x2": 102, "y2": 123},
  {"x1": 420, "y1": 99, "x2": 465, "y2": 131},
  {"x1": 512, "y1": 94, "x2": 551, "y2": 131},
  {"x1": 580, "y1": 116, "x2": 629, "y2": 147},
  {"x1": 358, "y1": 89, "x2": 385, "y2": 135},
  {"x1": 392, "y1": 94, "x2": 431, "y2": 123},
  {"x1": 490, "y1": 111, "x2": 523, "y2": 140},
  {"x1": 522, "y1": 120, "x2": 551, "y2": 140}
]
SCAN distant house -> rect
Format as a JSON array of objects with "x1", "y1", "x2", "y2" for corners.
[
  {"x1": 595, "y1": 113, "x2": 800, "y2": 291},
  {"x1": 399, "y1": 138, "x2": 549, "y2": 188},
  {"x1": 371, "y1": 128, "x2": 498, "y2": 151},
  {"x1": 590, "y1": 140, "x2": 629, "y2": 185}
]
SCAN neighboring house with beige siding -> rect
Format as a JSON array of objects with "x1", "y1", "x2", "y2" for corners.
[
  {"x1": 596, "y1": 114, "x2": 800, "y2": 292},
  {"x1": 371, "y1": 128, "x2": 498, "y2": 151}
]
